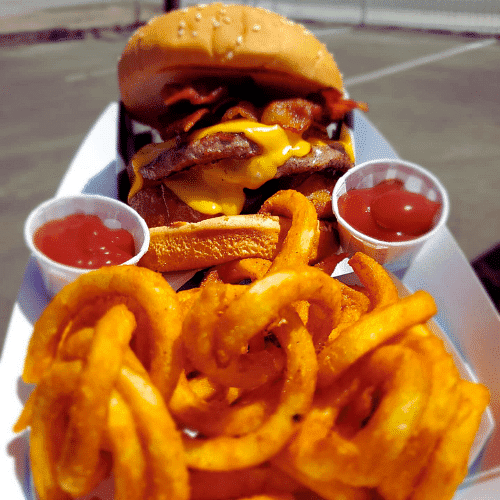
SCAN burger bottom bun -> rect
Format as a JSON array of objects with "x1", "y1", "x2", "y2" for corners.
[{"x1": 139, "y1": 214, "x2": 289, "y2": 273}]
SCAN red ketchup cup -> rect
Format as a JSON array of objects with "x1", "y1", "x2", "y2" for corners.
[
  {"x1": 332, "y1": 159, "x2": 450, "y2": 271},
  {"x1": 24, "y1": 194, "x2": 150, "y2": 296}
]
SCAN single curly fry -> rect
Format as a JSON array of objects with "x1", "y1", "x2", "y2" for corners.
[
  {"x1": 117, "y1": 357, "x2": 189, "y2": 500},
  {"x1": 259, "y1": 190, "x2": 320, "y2": 273},
  {"x1": 57, "y1": 305, "x2": 135, "y2": 497},
  {"x1": 348, "y1": 252, "x2": 399, "y2": 309},
  {"x1": 106, "y1": 390, "x2": 147, "y2": 500}
]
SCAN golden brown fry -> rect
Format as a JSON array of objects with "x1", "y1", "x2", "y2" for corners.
[
  {"x1": 233, "y1": 495, "x2": 295, "y2": 500},
  {"x1": 22, "y1": 265, "x2": 183, "y2": 404},
  {"x1": 56, "y1": 327, "x2": 94, "y2": 361},
  {"x1": 259, "y1": 190, "x2": 319, "y2": 273},
  {"x1": 410, "y1": 379, "x2": 490, "y2": 500},
  {"x1": 170, "y1": 371, "x2": 279, "y2": 437},
  {"x1": 182, "y1": 281, "x2": 285, "y2": 389},
  {"x1": 376, "y1": 329, "x2": 462, "y2": 500},
  {"x1": 107, "y1": 390, "x2": 147, "y2": 500},
  {"x1": 317, "y1": 290, "x2": 437, "y2": 387},
  {"x1": 272, "y1": 454, "x2": 373, "y2": 500},
  {"x1": 57, "y1": 305, "x2": 135, "y2": 497},
  {"x1": 214, "y1": 267, "x2": 342, "y2": 365},
  {"x1": 287, "y1": 345, "x2": 429, "y2": 487},
  {"x1": 183, "y1": 308, "x2": 317, "y2": 471},
  {"x1": 189, "y1": 464, "x2": 299, "y2": 500},
  {"x1": 209, "y1": 258, "x2": 273, "y2": 284},
  {"x1": 29, "y1": 361, "x2": 81, "y2": 500},
  {"x1": 117, "y1": 358, "x2": 189, "y2": 500},
  {"x1": 15, "y1": 236, "x2": 489, "y2": 500},
  {"x1": 348, "y1": 252, "x2": 399, "y2": 309},
  {"x1": 313, "y1": 252, "x2": 348, "y2": 276}
]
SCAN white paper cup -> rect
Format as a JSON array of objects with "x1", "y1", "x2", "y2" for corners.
[
  {"x1": 332, "y1": 159, "x2": 450, "y2": 271},
  {"x1": 24, "y1": 194, "x2": 150, "y2": 297}
]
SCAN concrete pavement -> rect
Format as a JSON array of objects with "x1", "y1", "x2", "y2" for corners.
[{"x1": 0, "y1": 2, "x2": 163, "y2": 46}]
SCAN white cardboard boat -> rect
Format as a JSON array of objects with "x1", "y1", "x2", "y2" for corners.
[{"x1": 1, "y1": 102, "x2": 499, "y2": 499}]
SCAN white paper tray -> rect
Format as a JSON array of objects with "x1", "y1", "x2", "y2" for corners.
[{"x1": 1, "y1": 102, "x2": 499, "y2": 499}]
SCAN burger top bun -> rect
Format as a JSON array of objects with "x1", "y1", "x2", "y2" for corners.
[{"x1": 118, "y1": 2, "x2": 344, "y2": 128}]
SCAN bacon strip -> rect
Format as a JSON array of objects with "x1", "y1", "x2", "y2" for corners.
[
  {"x1": 221, "y1": 101, "x2": 259, "y2": 122},
  {"x1": 261, "y1": 98, "x2": 322, "y2": 134},
  {"x1": 161, "y1": 84, "x2": 227, "y2": 106},
  {"x1": 320, "y1": 88, "x2": 369, "y2": 121},
  {"x1": 160, "y1": 108, "x2": 210, "y2": 140}
]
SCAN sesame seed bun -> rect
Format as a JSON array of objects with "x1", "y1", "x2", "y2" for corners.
[{"x1": 118, "y1": 2, "x2": 344, "y2": 128}]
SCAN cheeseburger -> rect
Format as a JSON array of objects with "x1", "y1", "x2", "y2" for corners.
[{"x1": 118, "y1": 3, "x2": 367, "y2": 229}]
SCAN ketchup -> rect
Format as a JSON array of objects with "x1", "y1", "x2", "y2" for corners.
[
  {"x1": 34, "y1": 213, "x2": 136, "y2": 268},
  {"x1": 337, "y1": 179, "x2": 441, "y2": 242}
]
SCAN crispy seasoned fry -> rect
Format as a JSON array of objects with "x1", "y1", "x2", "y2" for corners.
[
  {"x1": 258, "y1": 190, "x2": 319, "y2": 273},
  {"x1": 183, "y1": 309, "x2": 317, "y2": 471},
  {"x1": 376, "y1": 329, "x2": 462, "y2": 500},
  {"x1": 117, "y1": 359, "x2": 189, "y2": 500},
  {"x1": 29, "y1": 361, "x2": 82, "y2": 500},
  {"x1": 348, "y1": 252, "x2": 399, "y2": 309},
  {"x1": 57, "y1": 305, "x2": 135, "y2": 496},
  {"x1": 272, "y1": 454, "x2": 373, "y2": 500},
  {"x1": 213, "y1": 267, "x2": 342, "y2": 365},
  {"x1": 410, "y1": 380, "x2": 490, "y2": 500},
  {"x1": 317, "y1": 290, "x2": 437, "y2": 387},
  {"x1": 16, "y1": 235, "x2": 489, "y2": 500},
  {"x1": 22, "y1": 265, "x2": 183, "y2": 404},
  {"x1": 107, "y1": 390, "x2": 147, "y2": 500},
  {"x1": 287, "y1": 345, "x2": 429, "y2": 487},
  {"x1": 189, "y1": 464, "x2": 299, "y2": 500},
  {"x1": 209, "y1": 258, "x2": 272, "y2": 284}
]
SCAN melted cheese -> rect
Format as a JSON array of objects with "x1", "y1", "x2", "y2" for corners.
[
  {"x1": 128, "y1": 119, "x2": 354, "y2": 216},
  {"x1": 128, "y1": 139, "x2": 178, "y2": 200},
  {"x1": 164, "y1": 120, "x2": 311, "y2": 216}
]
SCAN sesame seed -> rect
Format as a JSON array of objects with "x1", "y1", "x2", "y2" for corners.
[
  {"x1": 226, "y1": 51, "x2": 234, "y2": 60},
  {"x1": 178, "y1": 28, "x2": 184, "y2": 37},
  {"x1": 197, "y1": 4, "x2": 207, "y2": 8},
  {"x1": 223, "y1": 16, "x2": 231, "y2": 24},
  {"x1": 236, "y1": 35, "x2": 243, "y2": 45},
  {"x1": 212, "y1": 18, "x2": 220, "y2": 28},
  {"x1": 179, "y1": 20, "x2": 186, "y2": 28},
  {"x1": 252, "y1": 24, "x2": 261, "y2": 32},
  {"x1": 195, "y1": 12, "x2": 202, "y2": 20},
  {"x1": 192, "y1": 31, "x2": 198, "y2": 37}
]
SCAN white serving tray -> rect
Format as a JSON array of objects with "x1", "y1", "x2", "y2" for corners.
[{"x1": 1, "y1": 102, "x2": 499, "y2": 499}]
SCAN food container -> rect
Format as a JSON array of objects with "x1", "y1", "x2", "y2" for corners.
[
  {"x1": 332, "y1": 158, "x2": 450, "y2": 271},
  {"x1": 24, "y1": 194, "x2": 150, "y2": 297},
  {"x1": 3, "y1": 103, "x2": 499, "y2": 500}
]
